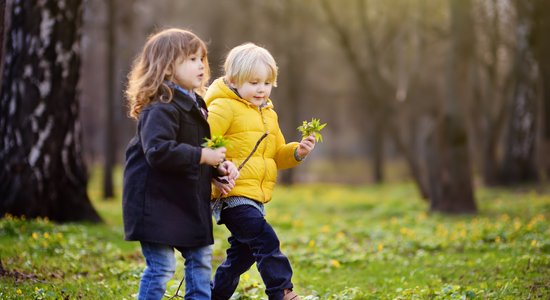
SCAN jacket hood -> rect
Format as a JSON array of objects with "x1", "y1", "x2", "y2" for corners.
[{"x1": 204, "y1": 77, "x2": 274, "y2": 109}]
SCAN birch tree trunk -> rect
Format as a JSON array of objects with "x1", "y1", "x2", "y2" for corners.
[
  {"x1": 0, "y1": 0, "x2": 101, "y2": 222},
  {"x1": 0, "y1": 0, "x2": 8, "y2": 84}
]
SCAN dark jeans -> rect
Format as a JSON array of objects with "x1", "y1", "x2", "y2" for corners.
[{"x1": 211, "y1": 205, "x2": 293, "y2": 300}]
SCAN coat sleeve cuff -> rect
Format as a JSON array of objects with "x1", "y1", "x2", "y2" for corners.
[{"x1": 294, "y1": 147, "x2": 305, "y2": 161}]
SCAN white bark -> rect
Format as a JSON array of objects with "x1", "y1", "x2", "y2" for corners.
[
  {"x1": 28, "y1": 117, "x2": 52, "y2": 166},
  {"x1": 39, "y1": 9, "x2": 53, "y2": 47}
]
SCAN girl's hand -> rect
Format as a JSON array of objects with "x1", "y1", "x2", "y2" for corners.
[
  {"x1": 217, "y1": 160, "x2": 239, "y2": 180},
  {"x1": 200, "y1": 147, "x2": 226, "y2": 166},
  {"x1": 213, "y1": 176, "x2": 235, "y2": 195},
  {"x1": 297, "y1": 134, "x2": 316, "y2": 158}
]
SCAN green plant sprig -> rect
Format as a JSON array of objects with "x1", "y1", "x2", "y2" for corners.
[
  {"x1": 202, "y1": 135, "x2": 229, "y2": 149},
  {"x1": 297, "y1": 118, "x2": 327, "y2": 142}
]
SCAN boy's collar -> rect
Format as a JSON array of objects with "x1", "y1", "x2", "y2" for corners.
[{"x1": 165, "y1": 80, "x2": 195, "y2": 99}]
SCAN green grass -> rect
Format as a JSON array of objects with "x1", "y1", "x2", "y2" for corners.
[{"x1": 1, "y1": 172, "x2": 549, "y2": 299}]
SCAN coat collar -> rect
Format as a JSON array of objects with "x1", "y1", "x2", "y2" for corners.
[
  {"x1": 172, "y1": 89, "x2": 209, "y2": 125},
  {"x1": 172, "y1": 89, "x2": 196, "y2": 112}
]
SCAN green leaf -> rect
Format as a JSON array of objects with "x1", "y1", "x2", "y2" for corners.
[
  {"x1": 297, "y1": 118, "x2": 327, "y2": 142},
  {"x1": 201, "y1": 135, "x2": 229, "y2": 149}
]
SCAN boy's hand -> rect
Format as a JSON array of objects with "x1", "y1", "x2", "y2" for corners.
[
  {"x1": 200, "y1": 147, "x2": 226, "y2": 166},
  {"x1": 297, "y1": 134, "x2": 316, "y2": 158},
  {"x1": 213, "y1": 160, "x2": 239, "y2": 196},
  {"x1": 217, "y1": 160, "x2": 239, "y2": 180},
  {"x1": 213, "y1": 176, "x2": 236, "y2": 195}
]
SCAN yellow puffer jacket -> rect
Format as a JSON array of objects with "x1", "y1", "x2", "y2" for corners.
[{"x1": 204, "y1": 78, "x2": 301, "y2": 203}]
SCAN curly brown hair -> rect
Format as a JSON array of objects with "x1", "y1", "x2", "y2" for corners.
[{"x1": 125, "y1": 28, "x2": 210, "y2": 119}]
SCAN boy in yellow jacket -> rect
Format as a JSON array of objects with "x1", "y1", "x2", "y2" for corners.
[{"x1": 205, "y1": 43, "x2": 316, "y2": 300}]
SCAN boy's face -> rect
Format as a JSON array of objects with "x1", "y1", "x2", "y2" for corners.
[
  {"x1": 173, "y1": 49, "x2": 205, "y2": 91},
  {"x1": 232, "y1": 64, "x2": 273, "y2": 107}
]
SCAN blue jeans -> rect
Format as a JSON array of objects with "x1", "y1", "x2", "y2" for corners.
[
  {"x1": 138, "y1": 242, "x2": 212, "y2": 300},
  {"x1": 211, "y1": 205, "x2": 293, "y2": 300}
]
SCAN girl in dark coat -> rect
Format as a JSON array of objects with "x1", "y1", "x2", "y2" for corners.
[{"x1": 122, "y1": 28, "x2": 238, "y2": 300}]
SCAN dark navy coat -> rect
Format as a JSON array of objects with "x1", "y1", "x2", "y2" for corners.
[{"x1": 122, "y1": 89, "x2": 214, "y2": 248}]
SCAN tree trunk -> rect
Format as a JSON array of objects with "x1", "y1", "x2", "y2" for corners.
[
  {"x1": 468, "y1": 1, "x2": 509, "y2": 187},
  {"x1": 0, "y1": 0, "x2": 8, "y2": 86},
  {"x1": 277, "y1": 0, "x2": 304, "y2": 185},
  {"x1": 388, "y1": 120, "x2": 429, "y2": 200},
  {"x1": 532, "y1": 0, "x2": 550, "y2": 178},
  {"x1": 0, "y1": 0, "x2": 101, "y2": 222},
  {"x1": 500, "y1": 0, "x2": 539, "y2": 184},
  {"x1": 103, "y1": 0, "x2": 115, "y2": 199},
  {"x1": 428, "y1": 115, "x2": 476, "y2": 213},
  {"x1": 371, "y1": 113, "x2": 384, "y2": 183},
  {"x1": 428, "y1": 0, "x2": 476, "y2": 214},
  {"x1": 481, "y1": 127, "x2": 501, "y2": 186}
]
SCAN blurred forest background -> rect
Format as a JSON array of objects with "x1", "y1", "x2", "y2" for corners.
[{"x1": 1, "y1": 0, "x2": 550, "y2": 221}]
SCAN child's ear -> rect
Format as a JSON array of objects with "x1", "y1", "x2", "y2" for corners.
[
  {"x1": 165, "y1": 66, "x2": 173, "y2": 78},
  {"x1": 229, "y1": 81, "x2": 237, "y2": 88}
]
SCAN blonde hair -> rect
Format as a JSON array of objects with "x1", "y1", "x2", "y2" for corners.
[
  {"x1": 223, "y1": 43, "x2": 278, "y2": 87},
  {"x1": 126, "y1": 28, "x2": 210, "y2": 119}
]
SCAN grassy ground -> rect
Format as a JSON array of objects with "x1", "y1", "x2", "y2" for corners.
[{"x1": 1, "y1": 171, "x2": 549, "y2": 299}]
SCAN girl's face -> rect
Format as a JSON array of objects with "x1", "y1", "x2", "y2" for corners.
[
  {"x1": 232, "y1": 64, "x2": 273, "y2": 107},
  {"x1": 173, "y1": 49, "x2": 205, "y2": 91}
]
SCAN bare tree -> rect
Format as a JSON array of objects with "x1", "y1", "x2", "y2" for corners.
[
  {"x1": 0, "y1": 0, "x2": 101, "y2": 222},
  {"x1": 467, "y1": 0, "x2": 514, "y2": 186},
  {"x1": 500, "y1": 0, "x2": 539, "y2": 184},
  {"x1": 318, "y1": 0, "x2": 430, "y2": 196},
  {"x1": 464, "y1": 0, "x2": 542, "y2": 186},
  {"x1": 318, "y1": 0, "x2": 391, "y2": 184},
  {"x1": 265, "y1": 0, "x2": 311, "y2": 184}
]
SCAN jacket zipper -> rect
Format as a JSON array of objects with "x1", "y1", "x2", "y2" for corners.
[{"x1": 259, "y1": 105, "x2": 268, "y2": 202}]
